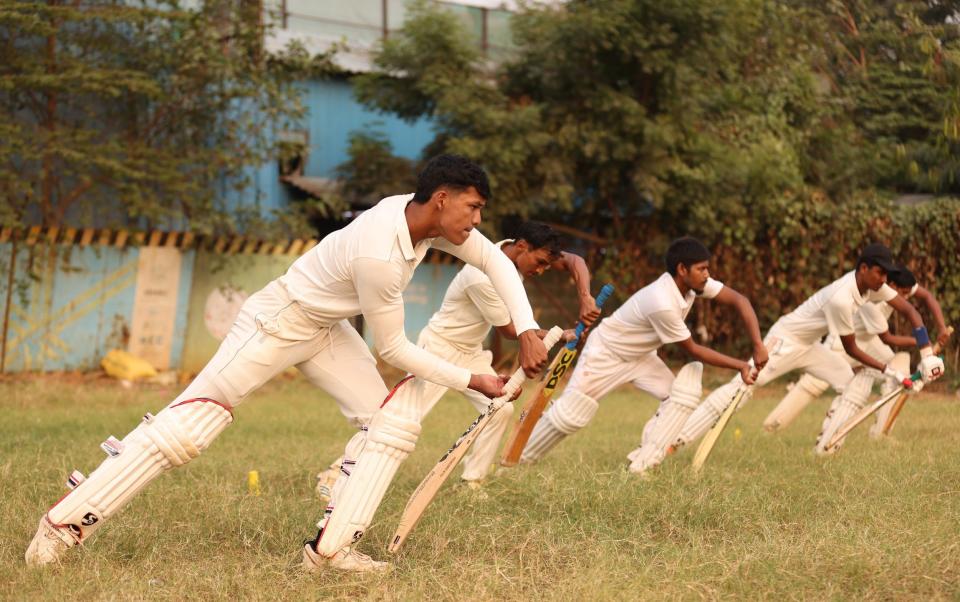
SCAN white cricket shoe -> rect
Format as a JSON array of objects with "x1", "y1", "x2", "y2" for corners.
[
  {"x1": 25, "y1": 516, "x2": 76, "y2": 566},
  {"x1": 302, "y1": 543, "x2": 390, "y2": 573}
]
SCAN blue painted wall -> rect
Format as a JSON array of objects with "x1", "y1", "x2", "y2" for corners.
[{"x1": 0, "y1": 243, "x2": 195, "y2": 373}]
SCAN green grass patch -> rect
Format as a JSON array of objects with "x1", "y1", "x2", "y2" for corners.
[{"x1": 1, "y1": 376, "x2": 958, "y2": 600}]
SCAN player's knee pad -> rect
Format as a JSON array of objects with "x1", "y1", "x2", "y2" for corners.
[
  {"x1": 629, "y1": 364, "x2": 702, "y2": 472},
  {"x1": 315, "y1": 409, "x2": 421, "y2": 555},
  {"x1": 763, "y1": 374, "x2": 829, "y2": 432},
  {"x1": 676, "y1": 380, "x2": 744, "y2": 447},
  {"x1": 547, "y1": 390, "x2": 599, "y2": 435},
  {"x1": 45, "y1": 398, "x2": 232, "y2": 545},
  {"x1": 520, "y1": 390, "x2": 598, "y2": 463},
  {"x1": 815, "y1": 373, "x2": 872, "y2": 453}
]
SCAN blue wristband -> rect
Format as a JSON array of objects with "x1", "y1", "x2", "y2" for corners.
[{"x1": 913, "y1": 326, "x2": 930, "y2": 348}]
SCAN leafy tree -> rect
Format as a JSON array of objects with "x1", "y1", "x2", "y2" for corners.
[{"x1": 0, "y1": 0, "x2": 336, "y2": 236}]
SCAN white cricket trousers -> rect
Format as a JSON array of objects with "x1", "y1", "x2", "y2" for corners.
[
  {"x1": 564, "y1": 330, "x2": 676, "y2": 402},
  {"x1": 174, "y1": 279, "x2": 388, "y2": 423}
]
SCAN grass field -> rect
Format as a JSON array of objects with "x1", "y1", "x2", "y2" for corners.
[{"x1": 1, "y1": 373, "x2": 958, "y2": 600}]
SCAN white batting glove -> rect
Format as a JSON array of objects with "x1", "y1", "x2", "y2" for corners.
[
  {"x1": 883, "y1": 365, "x2": 911, "y2": 389},
  {"x1": 919, "y1": 347, "x2": 945, "y2": 383}
]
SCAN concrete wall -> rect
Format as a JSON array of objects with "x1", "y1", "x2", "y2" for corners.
[{"x1": 0, "y1": 242, "x2": 193, "y2": 373}]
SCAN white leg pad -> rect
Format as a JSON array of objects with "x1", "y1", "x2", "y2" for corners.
[
  {"x1": 520, "y1": 390, "x2": 598, "y2": 463},
  {"x1": 870, "y1": 352, "x2": 910, "y2": 438},
  {"x1": 315, "y1": 410, "x2": 420, "y2": 556},
  {"x1": 763, "y1": 374, "x2": 829, "y2": 432},
  {"x1": 461, "y1": 402, "x2": 513, "y2": 482},
  {"x1": 628, "y1": 362, "x2": 702, "y2": 471},
  {"x1": 815, "y1": 371, "x2": 872, "y2": 453},
  {"x1": 675, "y1": 379, "x2": 746, "y2": 449},
  {"x1": 44, "y1": 398, "x2": 232, "y2": 546}
]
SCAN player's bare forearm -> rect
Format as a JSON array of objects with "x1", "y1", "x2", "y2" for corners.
[
  {"x1": 557, "y1": 252, "x2": 600, "y2": 325},
  {"x1": 839, "y1": 334, "x2": 886, "y2": 372},
  {"x1": 888, "y1": 295, "x2": 925, "y2": 331},
  {"x1": 676, "y1": 338, "x2": 749, "y2": 373},
  {"x1": 557, "y1": 252, "x2": 592, "y2": 298},
  {"x1": 879, "y1": 330, "x2": 916, "y2": 349},
  {"x1": 714, "y1": 286, "x2": 766, "y2": 367},
  {"x1": 714, "y1": 287, "x2": 763, "y2": 347}
]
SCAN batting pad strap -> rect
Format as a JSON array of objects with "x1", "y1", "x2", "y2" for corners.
[{"x1": 548, "y1": 390, "x2": 599, "y2": 434}]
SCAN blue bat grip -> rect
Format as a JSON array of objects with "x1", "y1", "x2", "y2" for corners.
[{"x1": 565, "y1": 283, "x2": 615, "y2": 350}]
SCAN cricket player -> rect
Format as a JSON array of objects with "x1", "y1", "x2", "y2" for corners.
[
  {"x1": 315, "y1": 220, "x2": 600, "y2": 498},
  {"x1": 518, "y1": 237, "x2": 768, "y2": 475},
  {"x1": 303, "y1": 222, "x2": 599, "y2": 570},
  {"x1": 25, "y1": 154, "x2": 549, "y2": 572},
  {"x1": 675, "y1": 244, "x2": 945, "y2": 456},
  {"x1": 764, "y1": 266, "x2": 950, "y2": 442}
]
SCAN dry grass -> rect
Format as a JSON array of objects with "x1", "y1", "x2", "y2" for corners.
[{"x1": 1, "y1": 374, "x2": 958, "y2": 600}]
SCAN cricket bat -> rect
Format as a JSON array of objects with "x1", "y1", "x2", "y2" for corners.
[
  {"x1": 824, "y1": 367, "x2": 923, "y2": 451},
  {"x1": 691, "y1": 384, "x2": 751, "y2": 473},
  {"x1": 499, "y1": 283, "x2": 615, "y2": 467},
  {"x1": 691, "y1": 337, "x2": 779, "y2": 473},
  {"x1": 388, "y1": 326, "x2": 565, "y2": 554},
  {"x1": 881, "y1": 326, "x2": 952, "y2": 435}
]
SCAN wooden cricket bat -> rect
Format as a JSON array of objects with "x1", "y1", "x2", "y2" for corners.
[
  {"x1": 691, "y1": 385, "x2": 750, "y2": 473},
  {"x1": 499, "y1": 283, "x2": 615, "y2": 467},
  {"x1": 881, "y1": 326, "x2": 952, "y2": 435},
  {"x1": 388, "y1": 326, "x2": 564, "y2": 554},
  {"x1": 824, "y1": 367, "x2": 923, "y2": 451},
  {"x1": 691, "y1": 337, "x2": 779, "y2": 472}
]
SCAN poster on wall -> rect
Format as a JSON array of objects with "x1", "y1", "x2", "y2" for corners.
[{"x1": 129, "y1": 247, "x2": 182, "y2": 369}]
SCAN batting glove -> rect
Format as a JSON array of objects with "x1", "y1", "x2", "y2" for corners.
[{"x1": 919, "y1": 347, "x2": 945, "y2": 383}]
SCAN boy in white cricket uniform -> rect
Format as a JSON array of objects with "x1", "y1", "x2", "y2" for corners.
[
  {"x1": 304, "y1": 224, "x2": 599, "y2": 567},
  {"x1": 764, "y1": 266, "x2": 950, "y2": 440},
  {"x1": 25, "y1": 155, "x2": 549, "y2": 572},
  {"x1": 520, "y1": 237, "x2": 768, "y2": 475},
  {"x1": 675, "y1": 244, "x2": 945, "y2": 456},
  {"x1": 315, "y1": 221, "x2": 599, "y2": 498}
]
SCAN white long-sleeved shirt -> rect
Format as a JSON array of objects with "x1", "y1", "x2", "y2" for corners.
[{"x1": 277, "y1": 194, "x2": 538, "y2": 391}]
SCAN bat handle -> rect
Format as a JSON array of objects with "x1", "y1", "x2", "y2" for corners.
[
  {"x1": 565, "y1": 283, "x2": 615, "y2": 350},
  {"x1": 494, "y1": 326, "x2": 564, "y2": 405}
]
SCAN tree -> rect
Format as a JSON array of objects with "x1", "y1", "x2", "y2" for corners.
[{"x1": 0, "y1": 0, "x2": 337, "y2": 236}]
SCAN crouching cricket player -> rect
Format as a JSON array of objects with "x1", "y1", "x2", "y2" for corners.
[
  {"x1": 314, "y1": 220, "x2": 599, "y2": 499},
  {"x1": 764, "y1": 265, "x2": 951, "y2": 443},
  {"x1": 519, "y1": 237, "x2": 768, "y2": 475},
  {"x1": 25, "y1": 155, "x2": 549, "y2": 572},
  {"x1": 303, "y1": 222, "x2": 599, "y2": 567},
  {"x1": 675, "y1": 243, "x2": 945, "y2": 457}
]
